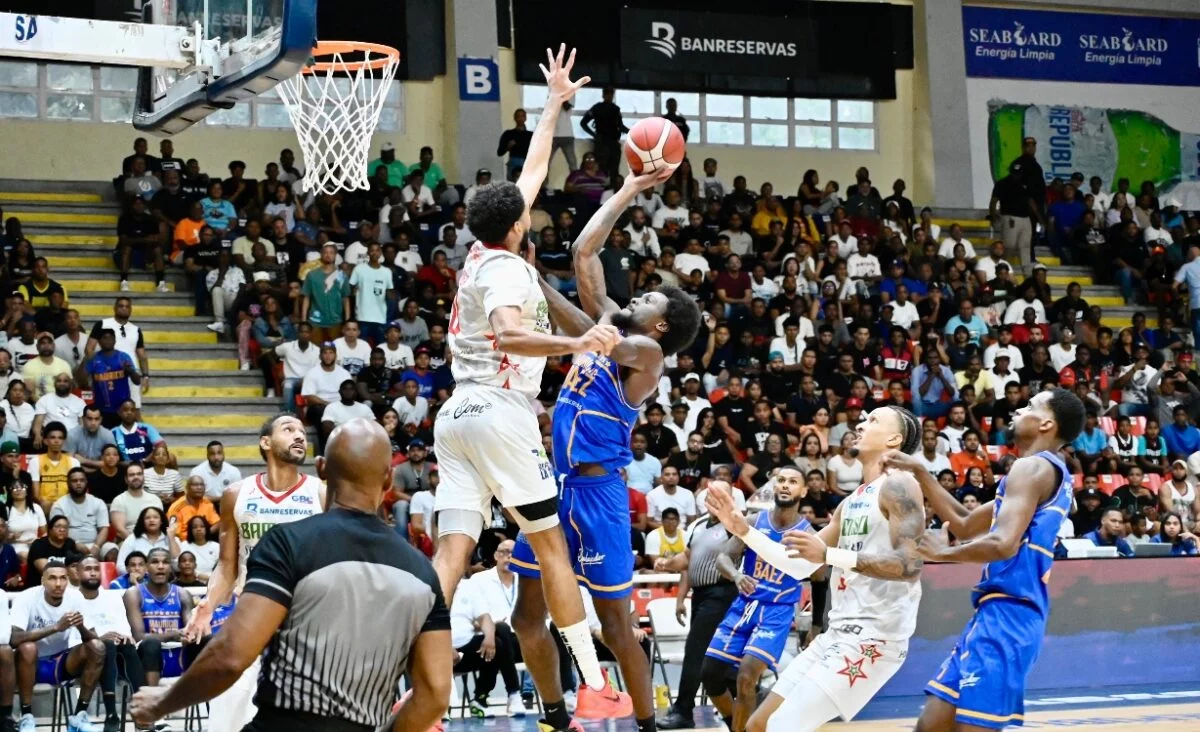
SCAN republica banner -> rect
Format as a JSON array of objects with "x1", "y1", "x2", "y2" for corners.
[
  {"x1": 619, "y1": 7, "x2": 816, "y2": 77},
  {"x1": 962, "y1": 5, "x2": 1200, "y2": 87}
]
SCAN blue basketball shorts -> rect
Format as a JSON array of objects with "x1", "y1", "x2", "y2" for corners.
[
  {"x1": 36, "y1": 650, "x2": 70, "y2": 685},
  {"x1": 705, "y1": 596, "x2": 794, "y2": 672},
  {"x1": 925, "y1": 597, "x2": 1045, "y2": 729},
  {"x1": 510, "y1": 472, "x2": 635, "y2": 599}
]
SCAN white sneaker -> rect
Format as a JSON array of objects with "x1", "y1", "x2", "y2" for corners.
[
  {"x1": 563, "y1": 689, "x2": 577, "y2": 713},
  {"x1": 240, "y1": 361, "x2": 251, "y2": 371},
  {"x1": 66, "y1": 711, "x2": 103, "y2": 732},
  {"x1": 206, "y1": 321, "x2": 226, "y2": 334},
  {"x1": 119, "y1": 280, "x2": 131, "y2": 292},
  {"x1": 507, "y1": 691, "x2": 526, "y2": 717},
  {"x1": 156, "y1": 280, "x2": 170, "y2": 293},
  {"x1": 266, "y1": 388, "x2": 276, "y2": 398},
  {"x1": 468, "y1": 697, "x2": 493, "y2": 719},
  {"x1": 19, "y1": 712, "x2": 35, "y2": 732}
]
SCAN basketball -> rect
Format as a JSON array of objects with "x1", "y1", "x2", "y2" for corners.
[{"x1": 624, "y1": 117, "x2": 686, "y2": 174}]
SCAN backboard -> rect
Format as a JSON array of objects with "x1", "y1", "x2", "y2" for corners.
[{"x1": 134, "y1": 0, "x2": 317, "y2": 134}]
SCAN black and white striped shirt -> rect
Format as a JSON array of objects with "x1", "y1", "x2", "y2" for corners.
[
  {"x1": 684, "y1": 517, "x2": 734, "y2": 588},
  {"x1": 244, "y1": 508, "x2": 450, "y2": 732}
]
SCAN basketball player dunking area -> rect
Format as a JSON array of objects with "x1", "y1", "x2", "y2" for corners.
[
  {"x1": 881, "y1": 388, "x2": 1086, "y2": 731},
  {"x1": 506, "y1": 164, "x2": 701, "y2": 729},
  {"x1": 703, "y1": 406, "x2": 926, "y2": 732},
  {"x1": 138, "y1": 413, "x2": 325, "y2": 730},
  {"x1": 429, "y1": 46, "x2": 641, "y2": 730}
]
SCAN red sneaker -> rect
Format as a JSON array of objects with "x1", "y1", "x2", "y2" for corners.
[{"x1": 574, "y1": 672, "x2": 634, "y2": 719}]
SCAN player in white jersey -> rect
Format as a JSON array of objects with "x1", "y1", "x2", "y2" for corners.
[
  {"x1": 432, "y1": 45, "x2": 630, "y2": 728},
  {"x1": 704, "y1": 405, "x2": 926, "y2": 732},
  {"x1": 176, "y1": 413, "x2": 325, "y2": 731}
]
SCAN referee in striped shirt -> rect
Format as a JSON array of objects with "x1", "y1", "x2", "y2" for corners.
[
  {"x1": 655, "y1": 481, "x2": 740, "y2": 730},
  {"x1": 130, "y1": 419, "x2": 454, "y2": 732}
]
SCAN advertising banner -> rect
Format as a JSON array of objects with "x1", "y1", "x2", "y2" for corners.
[
  {"x1": 619, "y1": 7, "x2": 816, "y2": 77},
  {"x1": 962, "y1": 6, "x2": 1200, "y2": 87},
  {"x1": 881, "y1": 558, "x2": 1200, "y2": 697}
]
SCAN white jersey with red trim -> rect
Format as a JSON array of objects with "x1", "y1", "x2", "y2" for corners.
[
  {"x1": 231, "y1": 472, "x2": 323, "y2": 591},
  {"x1": 828, "y1": 473, "x2": 922, "y2": 641},
  {"x1": 447, "y1": 242, "x2": 550, "y2": 400}
]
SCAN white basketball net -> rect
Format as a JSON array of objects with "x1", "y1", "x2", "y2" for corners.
[{"x1": 277, "y1": 47, "x2": 399, "y2": 194}]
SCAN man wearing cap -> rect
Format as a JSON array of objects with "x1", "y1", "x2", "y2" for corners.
[
  {"x1": 368, "y1": 142, "x2": 407, "y2": 188},
  {"x1": 986, "y1": 351, "x2": 1020, "y2": 392},
  {"x1": 299, "y1": 342, "x2": 352, "y2": 429},
  {"x1": 828, "y1": 397, "x2": 865, "y2": 447},
  {"x1": 20, "y1": 333, "x2": 71, "y2": 403},
  {"x1": 463, "y1": 169, "x2": 492, "y2": 208},
  {"x1": 1072, "y1": 481, "x2": 1106, "y2": 535},
  {"x1": 408, "y1": 146, "x2": 445, "y2": 191},
  {"x1": 677, "y1": 374, "x2": 711, "y2": 434}
]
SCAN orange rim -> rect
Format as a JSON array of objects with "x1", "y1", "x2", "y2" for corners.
[{"x1": 301, "y1": 41, "x2": 401, "y2": 74}]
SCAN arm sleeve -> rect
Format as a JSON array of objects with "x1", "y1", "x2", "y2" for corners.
[
  {"x1": 740, "y1": 526, "x2": 822, "y2": 581},
  {"x1": 243, "y1": 524, "x2": 298, "y2": 607}
]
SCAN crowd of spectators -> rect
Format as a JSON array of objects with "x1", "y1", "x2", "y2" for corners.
[{"x1": 107, "y1": 104, "x2": 1200, "y2": 566}]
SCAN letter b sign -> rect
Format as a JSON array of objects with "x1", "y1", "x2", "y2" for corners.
[{"x1": 458, "y1": 58, "x2": 499, "y2": 102}]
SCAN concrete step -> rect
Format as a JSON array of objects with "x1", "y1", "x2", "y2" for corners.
[
  {"x1": 140, "y1": 396, "x2": 282, "y2": 416},
  {"x1": 74, "y1": 302, "x2": 195, "y2": 318},
  {"x1": 159, "y1": 427, "x2": 265, "y2": 448},
  {"x1": 0, "y1": 192, "x2": 105, "y2": 205},
  {"x1": 172, "y1": 443, "x2": 314, "y2": 463},
  {"x1": 151, "y1": 385, "x2": 263, "y2": 398},
  {"x1": 46, "y1": 254, "x2": 116, "y2": 270},
  {"x1": 154, "y1": 370, "x2": 262, "y2": 386},
  {"x1": 145, "y1": 413, "x2": 272, "y2": 429},
  {"x1": 149, "y1": 357, "x2": 239, "y2": 371},
  {"x1": 141, "y1": 343, "x2": 239, "y2": 359},
  {"x1": 34, "y1": 243, "x2": 115, "y2": 256},
  {"x1": 0, "y1": 200, "x2": 117, "y2": 214},
  {"x1": 69, "y1": 292, "x2": 192, "y2": 306},
  {"x1": 176, "y1": 460, "x2": 317, "y2": 476},
  {"x1": 7, "y1": 211, "x2": 118, "y2": 226},
  {"x1": 28, "y1": 233, "x2": 117, "y2": 247},
  {"x1": 0, "y1": 180, "x2": 115, "y2": 199},
  {"x1": 55, "y1": 278, "x2": 178, "y2": 294},
  {"x1": 143, "y1": 329, "x2": 218, "y2": 344}
]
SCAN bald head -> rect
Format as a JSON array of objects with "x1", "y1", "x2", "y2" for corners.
[{"x1": 318, "y1": 418, "x2": 394, "y2": 510}]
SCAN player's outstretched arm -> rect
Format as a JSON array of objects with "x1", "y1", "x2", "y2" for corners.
[
  {"x1": 182, "y1": 487, "x2": 240, "y2": 642},
  {"x1": 517, "y1": 45, "x2": 590, "y2": 209},
  {"x1": 785, "y1": 474, "x2": 924, "y2": 581},
  {"x1": 918, "y1": 457, "x2": 1053, "y2": 564},
  {"x1": 574, "y1": 168, "x2": 675, "y2": 319},
  {"x1": 705, "y1": 487, "x2": 824, "y2": 581},
  {"x1": 489, "y1": 305, "x2": 620, "y2": 358},
  {"x1": 537, "y1": 270, "x2": 596, "y2": 338},
  {"x1": 881, "y1": 449, "x2": 993, "y2": 539}
]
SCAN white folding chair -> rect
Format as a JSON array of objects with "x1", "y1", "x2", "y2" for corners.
[{"x1": 646, "y1": 597, "x2": 690, "y2": 704}]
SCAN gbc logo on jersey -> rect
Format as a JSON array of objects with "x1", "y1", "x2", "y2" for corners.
[{"x1": 291, "y1": 494, "x2": 313, "y2": 505}]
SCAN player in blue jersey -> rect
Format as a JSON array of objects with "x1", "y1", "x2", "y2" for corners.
[
  {"x1": 699, "y1": 467, "x2": 809, "y2": 732},
  {"x1": 883, "y1": 388, "x2": 1086, "y2": 731},
  {"x1": 123, "y1": 548, "x2": 194, "y2": 688},
  {"x1": 509, "y1": 166, "x2": 702, "y2": 730}
]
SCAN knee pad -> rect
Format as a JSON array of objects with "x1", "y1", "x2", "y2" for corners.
[
  {"x1": 437, "y1": 508, "x2": 485, "y2": 541},
  {"x1": 509, "y1": 496, "x2": 560, "y2": 534},
  {"x1": 701, "y1": 657, "x2": 730, "y2": 697}
]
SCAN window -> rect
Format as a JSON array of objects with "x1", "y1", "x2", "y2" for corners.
[
  {"x1": 520, "y1": 85, "x2": 876, "y2": 150},
  {"x1": 0, "y1": 61, "x2": 405, "y2": 133}
]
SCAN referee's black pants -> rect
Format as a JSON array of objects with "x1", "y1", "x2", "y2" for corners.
[
  {"x1": 455, "y1": 623, "x2": 521, "y2": 698},
  {"x1": 672, "y1": 582, "x2": 737, "y2": 719}
]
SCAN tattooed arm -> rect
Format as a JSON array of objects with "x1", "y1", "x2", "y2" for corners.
[{"x1": 851, "y1": 472, "x2": 927, "y2": 581}]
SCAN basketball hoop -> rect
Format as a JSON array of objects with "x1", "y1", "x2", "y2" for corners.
[{"x1": 277, "y1": 41, "x2": 400, "y2": 194}]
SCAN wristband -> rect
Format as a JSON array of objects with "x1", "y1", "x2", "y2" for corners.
[{"x1": 826, "y1": 547, "x2": 858, "y2": 572}]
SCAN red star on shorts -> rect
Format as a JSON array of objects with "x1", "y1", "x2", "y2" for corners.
[
  {"x1": 837, "y1": 576, "x2": 848, "y2": 592},
  {"x1": 837, "y1": 656, "x2": 868, "y2": 687},
  {"x1": 859, "y1": 644, "x2": 883, "y2": 665}
]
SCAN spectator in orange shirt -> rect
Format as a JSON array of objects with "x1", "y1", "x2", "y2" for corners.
[
  {"x1": 950, "y1": 428, "x2": 992, "y2": 484},
  {"x1": 166, "y1": 475, "x2": 219, "y2": 540},
  {"x1": 171, "y1": 202, "x2": 206, "y2": 265}
]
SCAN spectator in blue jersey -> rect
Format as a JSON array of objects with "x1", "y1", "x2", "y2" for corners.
[
  {"x1": 1162, "y1": 405, "x2": 1200, "y2": 459},
  {"x1": 77, "y1": 328, "x2": 141, "y2": 429},
  {"x1": 122, "y1": 547, "x2": 195, "y2": 688},
  {"x1": 399, "y1": 347, "x2": 436, "y2": 400},
  {"x1": 1084, "y1": 508, "x2": 1134, "y2": 557},
  {"x1": 1151, "y1": 512, "x2": 1200, "y2": 556},
  {"x1": 111, "y1": 400, "x2": 166, "y2": 465},
  {"x1": 109, "y1": 551, "x2": 146, "y2": 590}
]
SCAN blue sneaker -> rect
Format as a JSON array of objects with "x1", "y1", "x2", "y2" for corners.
[{"x1": 66, "y1": 711, "x2": 103, "y2": 732}]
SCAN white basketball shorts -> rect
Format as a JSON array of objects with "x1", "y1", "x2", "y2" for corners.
[{"x1": 770, "y1": 627, "x2": 908, "y2": 722}]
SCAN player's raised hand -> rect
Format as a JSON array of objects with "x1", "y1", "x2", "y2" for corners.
[
  {"x1": 704, "y1": 482, "x2": 749, "y2": 538},
  {"x1": 880, "y1": 449, "x2": 923, "y2": 475},
  {"x1": 575, "y1": 323, "x2": 621, "y2": 356},
  {"x1": 624, "y1": 165, "x2": 676, "y2": 193},
  {"x1": 182, "y1": 598, "x2": 214, "y2": 644},
  {"x1": 540, "y1": 44, "x2": 590, "y2": 102},
  {"x1": 783, "y1": 530, "x2": 827, "y2": 564}
]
